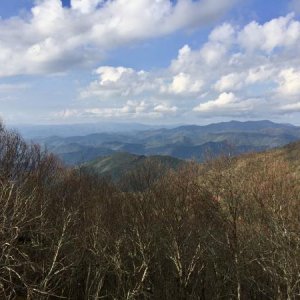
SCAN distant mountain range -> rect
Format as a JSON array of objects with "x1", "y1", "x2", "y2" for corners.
[
  {"x1": 13, "y1": 122, "x2": 178, "y2": 138},
  {"x1": 33, "y1": 120, "x2": 300, "y2": 165}
]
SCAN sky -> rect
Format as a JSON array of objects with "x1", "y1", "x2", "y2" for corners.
[{"x1": 1, "y1": 0, "x2": 300, "y2": 125}]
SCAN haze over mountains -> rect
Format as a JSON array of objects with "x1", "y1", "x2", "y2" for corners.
[
  {"x1": 28, "y1": 120, "x2": 300, "y2": 166},
  {"x1": 15, "y1": 122, "x2": 178, "y2": 138}
]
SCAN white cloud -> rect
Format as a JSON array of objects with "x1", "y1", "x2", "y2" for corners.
[
  {"x1": 6, "y1": 11, "x2": 299, "y2": 122},
  {"x1": 81, "y1": 66, "x2": 156, "y2": 98},
  {"x1": 199, "y1": 23, "x2": 235, "y2": 65},
  {"x1": 71, "y1": 0, "x2": 104, "y2": 14},
  {"x1": 170, "y1": 23, "x2": 235, "y2": 75},
  {"x1": 86, "y1": 100, "x2": 150, "y2": 116},
  {"x1": 194, "y1": 92, "x2": 236, "y2": 111},
  {"x1": 213, "y1": 67, "x2": 273, "y2": 93},
  {"x1": 154, "y1": 103, "x2": 178, "y2": 113},
  {"x1": 78, "y1": 14, "x2": 300, "y2": 121},
  {"x1": 245, "y1": 66, "x2": 274, "y2": 84},
  {"x1": 55, "y1": 100, "x2": 177, "y2": 120},
  {"x1": 82, "y1": 67, "x2": 203, "y2": 99},
  {"x1": 200, "y1": 42, "x2": 228, "y2": 65},
  {"x1": 238, "y1": 14, "x2": 300, "y2": 52},
  {"x1": 277, "y1": 68, "x2": 300, "y2": 97},
  {"x1": 214, "y1": 73, "x2": 243, "y2": 92},
  {"x1": 167, "y1": 73, "x2": 203, "y2": 94},
  {"x1": 280, "y1": 102, "x2": 300, "y2": 112},
  {"x1": 209, "y1": 23, "x2": 235, "y2": 43},
  {"x1": 0, "y1": 0, "x2": 236, "y2": 77},
  {"x1": 193, "y1": 92, "x2": 255, "y2": 115},
  {"x1": 95, "y1": 66, "x2": 134, "y2": 83},
  {"x1": 170, "y1": 44, "x2": 194, "y2": 73}
]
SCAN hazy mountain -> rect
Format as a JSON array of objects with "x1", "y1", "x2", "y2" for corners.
[
  {"x1": 34, "y1": 120, "x2": 300, "y2": 165},
  {"x1": 12, "y1": 122, "x2": 178, "y2": 138}
]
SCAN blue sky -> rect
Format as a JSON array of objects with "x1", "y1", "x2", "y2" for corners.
[{"x1": 1, "y1": 0, "x2": 300, "y2": 125}]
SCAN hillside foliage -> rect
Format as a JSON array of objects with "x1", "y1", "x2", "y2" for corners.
[{"x1": 0, "y1": 123, "x2": 299, "y2": 299}]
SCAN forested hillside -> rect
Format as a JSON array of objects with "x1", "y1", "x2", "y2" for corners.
[
  {"x1": 0, "y1": 123, "x2": 299, "y2": 299},
  {"x1": 81, "y1": 152, "x2": 183, "y2": 182}
]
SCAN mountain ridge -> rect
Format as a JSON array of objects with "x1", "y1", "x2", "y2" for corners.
[{"x1": 34, "y1": 120, "x2": 300, "y2": 165}]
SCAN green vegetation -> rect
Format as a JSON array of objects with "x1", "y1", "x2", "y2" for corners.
[{"x1": 0, "y1": 123, "x2": 299, "y2": 299}]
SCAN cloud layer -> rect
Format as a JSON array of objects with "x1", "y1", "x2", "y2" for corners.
[
  {"x1": 1, "y1": 1, "x2": 300, "y2": 123},
  {"x1": 75, "y1": 13, "x2": 300, "y2": 121},
  {"x1": 0, "y1": 0, "x2": 236, "y2": 77}
]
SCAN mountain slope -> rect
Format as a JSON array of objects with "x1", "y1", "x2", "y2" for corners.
[
  {"x1": 225, "y1": 140, "x2": 300, "y2": 180},
  {"x1": 268, "y1": 141, "x2": 300, "y2": 174},
  {"x1": 82, "y1": 152, "x2": 184, "y2": 180}
]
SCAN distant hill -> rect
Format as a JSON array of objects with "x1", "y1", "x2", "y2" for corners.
[
  {"x1": 82, "y1": 152, "x2": 183, "y2": 181},
  {"x1": 34, "y1": 120, "x2": 300, "y2": 165}
]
